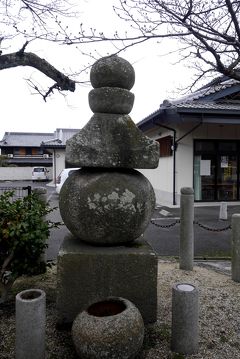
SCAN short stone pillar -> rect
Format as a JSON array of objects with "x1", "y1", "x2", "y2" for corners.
[
  {"x1": 171, "y1": 283, "x2": 199, "y2": 355},
  {"x1": 15, "y1": 289, "x2": 46, "y2": 359},
  {"x1": 219, "y1": 202, "x2": 228, "y2": 220},
  {"x1": 231, "y1": 214, "x2": 240, "y2": 282},
  {"x1": 179, "y1": 187, "x2": 194, "y2": 270}
]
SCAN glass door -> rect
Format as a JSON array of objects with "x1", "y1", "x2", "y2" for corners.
[
  {"x1": 194, "y1": 140, "x2": 239, "y2": 201},
  {"x1": 194, "y1": 154, "x2": 216, "y2": 201},
  {"x1": 217, "y1": 155, "x2": 237, "y2": 201},
  {"x1": 194, "y1": 140, "x2": 216, "y2": 201}
]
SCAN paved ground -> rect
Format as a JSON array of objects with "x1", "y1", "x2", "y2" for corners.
[
  {"x1": 146, "y1": 203, "x2": 239, "y2": 258},
  {"x1": 0, "y1": 181, "x2": 237, "y2": 274}
]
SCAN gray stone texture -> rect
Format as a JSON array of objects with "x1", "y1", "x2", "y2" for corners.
[
  {"x1": 56, "y1": 234, "x2": 158, "y2": 325},
  {"x1": 179, "y1": 187, "x2": 194, "y2": 271},
  {"x1": 231, "y1": 214, "x2": 240, "y2": 282},
  {"x1": 65, "y1": 113, "x2": 159, "y2": 169},
  {"x1": 171, "y1": 283, "x2": 199, "y2": 355},
  {"x1": 59, "y1": 168, "x2": 155, "y2": 244},
  {"x1": 72, "y1": 297, "x2": 144, "y2": 359},
  {"x1": 15, "y1": 289, "x2": 46, "y2": 359},
  {"x1": 89, "y1": 87, "x2": 134, "y2": 114},
  {"x1": 90, "y1": 55, "x2": 135, "y2": 90}
]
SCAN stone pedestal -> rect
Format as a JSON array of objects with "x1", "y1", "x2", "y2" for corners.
[{"x1": 57, "y1": 234, "x2": 158, "y2": 325}]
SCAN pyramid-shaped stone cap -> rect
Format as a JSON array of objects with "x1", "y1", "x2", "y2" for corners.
[
  {"x1": 66, "y1": 56, "x2": 159, "y2": 169},
  {"x1": 66, "y1": 113, "x2": 159, "y2": 169}
]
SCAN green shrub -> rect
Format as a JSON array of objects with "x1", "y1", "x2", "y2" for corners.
[{"x1": 0, "y1": 190, "x2": 60, "y2": 302}]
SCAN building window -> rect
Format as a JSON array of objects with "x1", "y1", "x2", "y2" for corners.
[
  {"x1": 32, "y1": 148, "x2": 43, "y2": 155},
  {"x1": 13, "y1": 147, "x2": 26, "y2": 155},
  {"x1": 156, "y1": 136, "x2": 172, "y2": 157}
]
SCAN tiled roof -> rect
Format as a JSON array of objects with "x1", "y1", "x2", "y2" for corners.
[
  {"x1": 169, "y1": 78, "x2": 240, "y2": 104},
  {"x1": 0, "y1": 132, "x2": 54, "y2": 147},
  {"x1": 168, "y1": 101, "x2": 240, "y2": 111},
  {"x1": 138, "y1": 77, "x2": 240, "y2": 129}
]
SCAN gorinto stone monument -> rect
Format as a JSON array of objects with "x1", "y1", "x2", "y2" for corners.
[{"x1": 57, "y1": 55, "x2": 159, "y2": 325}]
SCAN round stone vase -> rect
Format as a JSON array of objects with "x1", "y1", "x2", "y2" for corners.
[{"x1": 72, "y1": 297, "x2": 144, "y2": 358}]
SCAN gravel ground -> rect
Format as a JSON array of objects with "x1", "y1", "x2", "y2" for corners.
[{"x1": 1, "y1": 259, "x2": 240, "y2": 358}]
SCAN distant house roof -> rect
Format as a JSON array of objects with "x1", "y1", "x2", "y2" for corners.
[
  {"x1": 41, "y1": 128, "x2": 80, "y2": 148},
  {"x1": 0, "y1": 132, "x2": 54, "y2": 147},
  {"x1": 138, "y1": 76, "x2": 240, "y2": 132},
  {"x1": 7, "y1": 157, "x2": 52, "y2": 165}
]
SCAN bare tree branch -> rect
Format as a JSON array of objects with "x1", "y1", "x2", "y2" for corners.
[
  {"x1": 52, "y1": 0, "x2": 240, "y2": 91},
  {"x1": 0, "y1": 46, "x2": 75, "y2": 93},
  {"x1": 0, "y1": 0, "x2": 78, "y2": 98}
]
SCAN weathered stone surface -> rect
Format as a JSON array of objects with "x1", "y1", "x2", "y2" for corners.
[
  {"x1": 16, "y1": 289, "x2": 46, "y2": 359},
  {"x1": 56, "y1": 234, "x2": 158, "y2": 324},
  {"x1": 59, "y1": 168, "x2": 155, "y2": 244},
  {"x1": 90, "y1": 55, "x2": 135, "y2": 90},
  {"x1": 72, "y1": 297, "x2": 144, "y2": 359},
  {"x1": 171, "y1": 283, "x2": 199, "y2": 354},
  {"x1": 89, "y1": 87, "x2": 134, "y2": 114},
  {"x1": 65, "y1": 113, "x2": 159, "y2": 168}
]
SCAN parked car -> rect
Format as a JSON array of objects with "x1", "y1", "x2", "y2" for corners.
[
  {"x1": 32, "y1": 167, "x2": 49, "y2": 182},
  {"x1": 56, "y1": 168, "x2": 80, "y2": 194}
]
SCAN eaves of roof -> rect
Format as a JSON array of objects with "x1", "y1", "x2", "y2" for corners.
[
  {"x1": 0, "y1": 132, "x2": 54, "y2": 147},
  {"x1": 172, "y1": 79, "x2": 240, "y2": 103},
  {"x1": 8, "y1": 158, "x2": 52, "y2": 165},
  {"x1": 172, "y1": 101, "x2": 240, "y2": 114},
  {"x1": 41, "y1": 142, "x2": 66, "y2": 149},
  {"x1": 137, "y1": 101, "x2": 240, "y2": 132}
]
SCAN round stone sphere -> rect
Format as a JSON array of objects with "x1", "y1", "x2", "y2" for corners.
[
  {"x1": 59, "y1": 168, "x2": 155, "y2": 245},
  {"x1": 72, "y1": 297, "x2": 144, "y2": 359},
  {"x1": 90, "y1": 55, "x2": 135, "y2": 90}
]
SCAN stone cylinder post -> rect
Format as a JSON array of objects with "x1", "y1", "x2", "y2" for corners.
[
  {"x1": 231, "y1": 214, "x2": 240, "y2": 282},
  {"x1": 171, "y1": 283, "x2": 199, "y2": 355},
  {"x1": 219, "y1": 202, "x2": 228, "y2": 220},
  {"x1": 15, "y1": 289, "x2": 46, "y2": 359},
  {"x1": 179, "y1": 187, "x2": 194, "y2": 270}
]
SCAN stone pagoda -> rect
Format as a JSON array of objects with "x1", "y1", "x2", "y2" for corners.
[{"x1": 57, "y1": 55, "x2": 159, "y2": 325}]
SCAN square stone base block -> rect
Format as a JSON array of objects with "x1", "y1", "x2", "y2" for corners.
[{"x1": 57, "y1": 234, "x2": 158, "y2": 325}]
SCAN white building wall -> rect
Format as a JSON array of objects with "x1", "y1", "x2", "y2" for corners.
[
  {"x1": 171, "y1": 123, "x2": 240, "y2": 204},
  {"x1": 140, "y1": 123, "x2": 240, "y2": 206},
  {"x1": 0, "y1": 167, "x2": 53, "y2": 181},
  {"x1": 140, "y1": 157, "x2": 173, "y2": 205},
  {"x1": 55, "y1": 150, "x2": 66, "y2": 178},
  {"x1": 175, "y1": 128, "x2": 194, "y2": 198},
  {"x1": 52, "y1": 149, "x2": 66, "y2": 183}
]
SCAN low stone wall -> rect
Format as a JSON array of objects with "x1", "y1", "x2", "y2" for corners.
[{"x1": 0, "y1": 167, "x2": 53, "y2": 181}]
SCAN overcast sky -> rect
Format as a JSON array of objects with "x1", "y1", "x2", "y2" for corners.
[{"x1": 0, "y1": 0, "x2": 193, "y2": 140}]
